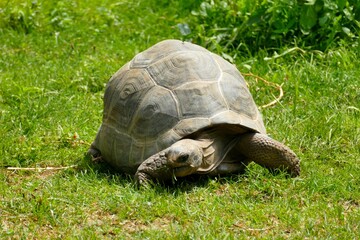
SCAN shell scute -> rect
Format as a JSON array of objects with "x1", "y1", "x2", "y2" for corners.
[
  {"x1": 220, "y1": 72, "x2": 257, "y2": 119},
  {"x1": 174, "y1": 81, "x2": 228, "y2": 118},
  {"x1": 103, "y1": 68, "x2": 155, "y2": 132},
  {"x1": 173, "y1": 118, "x2": 211, "y2": 137},
  {"x1": 131, "y1": 40, "x2": 208, "y2": 68},
  {"x1": 147, "y1": 51, "x2": 220, "y2": 89},
  {"x1": 129, "y1": 86, "x2": 179, "y2": 140}
]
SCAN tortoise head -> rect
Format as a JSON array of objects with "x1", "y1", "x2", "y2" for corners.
[{"x1": 165, "y1": 139, "x2": 205, "y2": 177}]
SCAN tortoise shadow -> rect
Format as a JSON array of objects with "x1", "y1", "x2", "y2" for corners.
[
  {"x1": 78, "y1": 154, "x2": 243, "y2": 193},
  {"x1": 79, "y1": 154, "x2": 290, "y2": 194}
]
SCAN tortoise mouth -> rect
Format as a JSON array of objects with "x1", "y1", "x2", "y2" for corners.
[{"x1": 173, "y1": 165, "x2": 196, "y2": 177}]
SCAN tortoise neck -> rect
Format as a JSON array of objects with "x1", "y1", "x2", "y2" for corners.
[{"x1": 193, "y1": 131, "x2": 240, "y2": 173}]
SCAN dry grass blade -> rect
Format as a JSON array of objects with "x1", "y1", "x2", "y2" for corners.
[
  {"x1": 243, "y1": 73, "x2": 284, "y2": 109},
  {"x1": 6, "y1": 165, "x2": 78, "y2": 171}
]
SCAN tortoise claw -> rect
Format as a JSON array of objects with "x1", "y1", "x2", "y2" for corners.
[{"x1": 134, "y1": 172, "x2": 153, "y2": 188}]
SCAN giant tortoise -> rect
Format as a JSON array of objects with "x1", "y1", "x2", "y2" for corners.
[{"x1": 88, "y1": 39, "x2": 300, "y2": 186}]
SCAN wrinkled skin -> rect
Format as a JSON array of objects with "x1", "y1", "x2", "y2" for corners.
[
  {"x1": 135, "y1": 139, "x2": 204, "y2": 186},
  {"x1": 135, "y1": 132, "x2": 300, "y2": 187}
]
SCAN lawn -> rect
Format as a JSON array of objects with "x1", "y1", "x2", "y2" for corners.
[{"x1": 1, "y1": 0, "x2": 359, "y2": 239}]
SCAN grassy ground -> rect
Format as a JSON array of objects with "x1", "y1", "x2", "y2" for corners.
[{"x1": 1, "y1": 0, "x2": 359, "y2": 239}]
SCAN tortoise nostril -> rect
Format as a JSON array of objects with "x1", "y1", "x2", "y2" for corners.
[{"x1": 176, "y1": 154, "x2": 189, "y2": 163}]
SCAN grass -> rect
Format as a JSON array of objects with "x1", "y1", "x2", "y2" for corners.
[{"x1": 1, "y1": 0, "x2": 359, "y2": 239}]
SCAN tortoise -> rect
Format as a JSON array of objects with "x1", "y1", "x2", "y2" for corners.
[{"x1": 88, "y1": 39, "x2": 300, "y2": 186}]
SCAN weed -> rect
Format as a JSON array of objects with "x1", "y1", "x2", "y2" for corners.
[{"x1": 189, "y1": 0, "x2": 360, "y2": 56}]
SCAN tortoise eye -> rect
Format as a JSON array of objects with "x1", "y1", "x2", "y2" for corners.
[{"x1": 177, "y1": 154, "x2": 189, "y2": 163}]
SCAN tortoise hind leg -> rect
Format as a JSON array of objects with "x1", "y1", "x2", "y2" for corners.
[{"x1": 236, "y1": 133, "x2": 300, "y2": 177}]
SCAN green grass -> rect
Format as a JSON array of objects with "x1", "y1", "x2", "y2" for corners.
[{"x1": 1, "y1": 0, "x2": 359, "y2": 239}]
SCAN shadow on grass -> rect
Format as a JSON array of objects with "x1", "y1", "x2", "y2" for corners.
[
  {"x1": 76, "y1": 154, "x2": 134, "y2": 183},
  {"x1": 77, "y1": 154, "x2": 259, "y2": 194},
  {"x1": 77, "y1": 153, "x2": 292, "y2": 195}
]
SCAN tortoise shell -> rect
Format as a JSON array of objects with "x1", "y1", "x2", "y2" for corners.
[{"x1": 92, "y1": 40, "x2": 266, "y2": 173}]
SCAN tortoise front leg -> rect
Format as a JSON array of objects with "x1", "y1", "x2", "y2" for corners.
[
  {"x1": 135, "y1": 151, "x2": 175, "y2": 187},
  {"x1": 236, "y1": 133, "x2": 300, "y2": 177}
]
